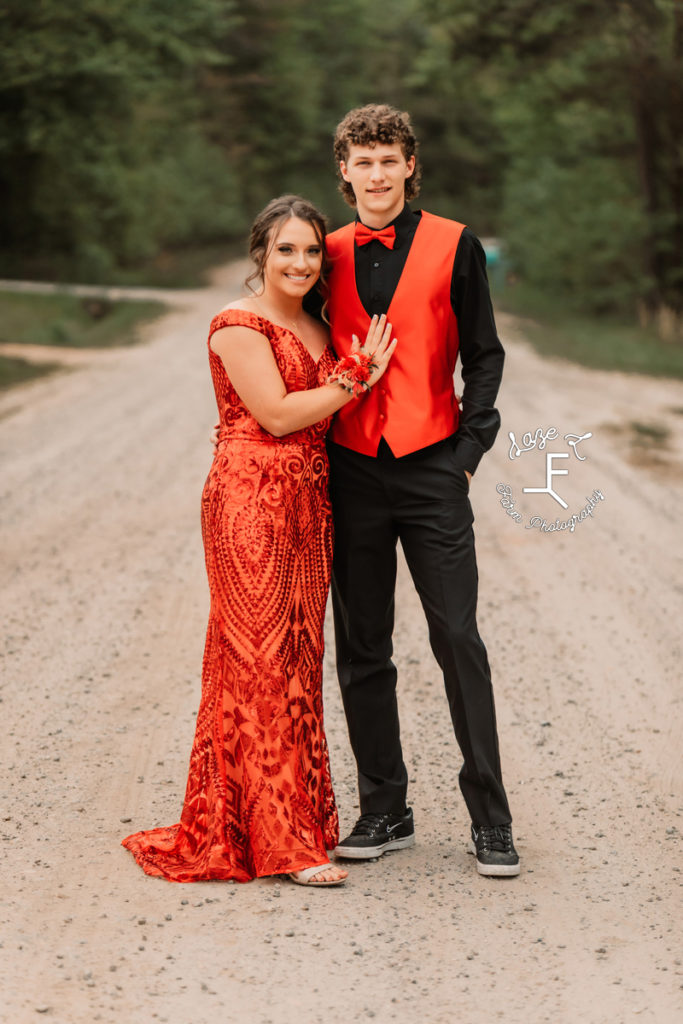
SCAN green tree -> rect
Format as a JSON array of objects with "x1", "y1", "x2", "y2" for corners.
[
  {"x1": 0, "y1": 0, "x2": 243, "y2": 279},
  {"x1": 416, "y1": 0, "x2": 682, "y2": 336},
  {"x1": 2, "y1": 0, "x2": 679, "y2": 336}
]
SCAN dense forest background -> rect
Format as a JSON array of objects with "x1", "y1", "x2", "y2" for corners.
[{"x1": 1, "y1": 0, "x2": 681, "y2": 337}]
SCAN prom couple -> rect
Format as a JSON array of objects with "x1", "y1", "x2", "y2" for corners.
[{"x1": 122, "y1": 104, "x2": 520, "y2": 887}]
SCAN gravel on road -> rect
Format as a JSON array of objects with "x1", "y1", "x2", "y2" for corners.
[{"x1": 1, "y1": 265, "x2": 681, "y2": 1024}]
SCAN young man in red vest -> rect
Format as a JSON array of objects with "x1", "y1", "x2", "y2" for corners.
[{"x1": 327, "y1": 104, "x2": 519, "y2": 876}]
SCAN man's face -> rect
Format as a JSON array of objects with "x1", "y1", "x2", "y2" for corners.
[{"x1": 340, "y1": 143, "x2": 415, "y2": 227}]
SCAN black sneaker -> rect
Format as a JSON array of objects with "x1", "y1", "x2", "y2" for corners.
[
  {"x1": 470, "y1": 823, "x2": 520, "y2": 876},
  {"x1": 334, "y1": 809, "x2": 415, "y2": 860}
]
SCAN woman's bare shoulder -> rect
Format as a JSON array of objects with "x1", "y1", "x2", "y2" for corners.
[{"x1": 210, "y1": 301, "x2": 269, "y2": 352}]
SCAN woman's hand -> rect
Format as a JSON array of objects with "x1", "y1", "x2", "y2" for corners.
[{"x1": 352, "y1": 313, "x2": 397, "y2": 388}]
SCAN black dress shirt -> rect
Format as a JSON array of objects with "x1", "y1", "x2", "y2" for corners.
[{"x1": 353, "y1": 203, "x2": 505, "y2": 475}]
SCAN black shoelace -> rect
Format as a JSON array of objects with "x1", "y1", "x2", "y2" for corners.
[
  {"x1": 477, "y1": 824, "x2": 513, "y2": 852},
  {"x1": 351, "y1": 813, "x2": 394, "y2": 837}
]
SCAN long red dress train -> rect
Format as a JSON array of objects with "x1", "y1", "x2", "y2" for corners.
[{"x1": 122, "y1": 309, "x2": 340, "y2": 881}]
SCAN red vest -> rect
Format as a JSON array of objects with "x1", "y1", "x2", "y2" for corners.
[{"x1": 327, "y1": 211, "x2": 465, "y2": 457}]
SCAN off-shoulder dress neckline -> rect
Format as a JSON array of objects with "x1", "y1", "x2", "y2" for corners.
[{"x1": 214, "y1": 307, "x2": 332, "y2": 369}]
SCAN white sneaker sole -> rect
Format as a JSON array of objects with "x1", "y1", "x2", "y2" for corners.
[
  {"x1": 468, "y1": 841, "x2": 520, "y2": 876},
  {"x1": 334, "y1": 833, "x2": 416, "y2": 860}
]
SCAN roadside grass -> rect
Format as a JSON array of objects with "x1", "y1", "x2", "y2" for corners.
[
  {"x1": 0, "y1": 292, "x2": 167, "y2": 349},
  {"x1": 0, "y1": 241, "x2": 244, "y2": 290},
  {"x1": 0, "y1": 291, "x2": 167, "y2": 390},
  {"x1": 109, "y1": 241, "x2": 245, "y2": 288},
  {"x1": 0, "y1": 354, "x2": 63, "y2": 391},
  {"x1": 493, "y1": 282, "x2": 683, "y2": 380}
]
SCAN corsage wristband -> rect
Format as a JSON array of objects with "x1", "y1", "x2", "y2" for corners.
[{"x1": 326, "y1": 351, "x2": 378, "y2": 398}]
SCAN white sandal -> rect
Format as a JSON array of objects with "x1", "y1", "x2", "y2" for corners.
[{"x1": 288, "y1": 863, "x2": 347, "y2": 887}]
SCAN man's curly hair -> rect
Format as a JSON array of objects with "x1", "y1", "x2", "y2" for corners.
[{"x1": 333, "y1": 104, "x2": 422, "y2": 207}]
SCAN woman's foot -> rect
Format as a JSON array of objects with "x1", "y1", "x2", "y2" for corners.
[{"x1": 288, "y1": 862, "x2": 348, "y2": 887}]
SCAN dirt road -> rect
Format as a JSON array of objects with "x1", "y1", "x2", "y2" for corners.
[{"x1": 1, "y1": 265, "x2": 681, "y2": 1024}]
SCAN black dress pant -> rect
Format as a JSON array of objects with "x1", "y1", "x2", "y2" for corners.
[{"x1": 327, "y1": 439, "x2": 511, "y2": 828}]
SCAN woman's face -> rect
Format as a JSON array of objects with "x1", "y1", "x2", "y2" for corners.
[{"x1": 262, "y1": 216, "x2": 323, "y2": 299}]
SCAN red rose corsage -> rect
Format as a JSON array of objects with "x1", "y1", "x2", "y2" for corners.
[{"x1": 326, "y1": 351, "x2": 378, "y2": 398}]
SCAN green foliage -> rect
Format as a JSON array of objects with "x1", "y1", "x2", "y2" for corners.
[
  {"x1": 498, "y1": 87, "x2": 649, "y2": 312},
  {"x1": 416, "y1": 0, "x2": 682, "y2": 328},
  {"x1": 0, "y1": 0, "x2": 241, "y2": 278},
  {"x1": 203, "y1": 0, "x2": 387, "y2": 222},
  {"x1": 0, "y1": 0, "x2": 680, "y2": 336},
  {"x1": 0, "y1": 292, "x2": 166, "y2": 348},
  {"x1": 0, "y1": 354, "x2": 61, "y2": 390},
  {"x1": 494, "y1": 280, "x2": 683, "y2": 378}
]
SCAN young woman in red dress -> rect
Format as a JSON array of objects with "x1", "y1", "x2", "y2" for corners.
[{"x1": 122, "y1": 196, "x2": 396, "y2": 887}]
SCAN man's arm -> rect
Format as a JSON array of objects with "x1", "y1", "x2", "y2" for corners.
[{"x1": 450, "y1": 228, "x2": 505, "y2": 476}]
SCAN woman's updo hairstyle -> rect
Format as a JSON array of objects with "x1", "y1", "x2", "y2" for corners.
[{"x1": 245, "y1": 195, "x2": 330, "y2": 297}]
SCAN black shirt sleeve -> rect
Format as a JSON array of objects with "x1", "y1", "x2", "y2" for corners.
[{"x1": 450, "y1": 228, "x2": 505, "y2": 475}]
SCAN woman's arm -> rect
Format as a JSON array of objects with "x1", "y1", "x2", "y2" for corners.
[{"x1": 210, "y1": 315, "x2": 396, "y2": 438}]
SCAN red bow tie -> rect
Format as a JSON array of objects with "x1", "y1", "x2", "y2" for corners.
[{"x1": 354, "y1": 223, "x2": 396, "y2": 249}]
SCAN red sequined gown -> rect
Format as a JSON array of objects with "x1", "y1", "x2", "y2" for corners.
[{"x1": 122, "y1": 309, "x2": 340, "y2": 881}]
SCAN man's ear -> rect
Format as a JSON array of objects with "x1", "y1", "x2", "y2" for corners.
[
  {"x1": 405, "y1": 155, "x2": 416, "y2": 178},
  {"x1": 340, "y1": 160, "x2": 350, "y2": 182}
]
